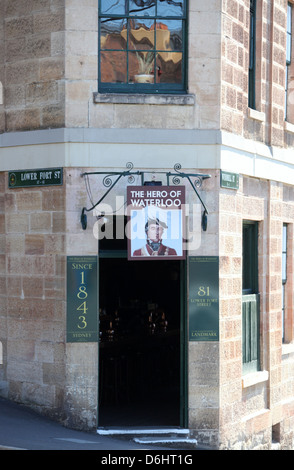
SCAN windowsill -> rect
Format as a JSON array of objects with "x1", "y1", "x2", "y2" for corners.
[
  {"x1": 93, "y1": 92, "x2": 195, "y2": 106},
  {"x1": 284, "y1": 120, "x2": 294, "y2": 134},
  {"x1": 242, "y1": 370, "x2": 269, "y2": 388},
  {"x1": 247, "y1": 107, "x2": 266, "y2": 122},
  {"x1": 282, "y1": 342, "x2": 294, "y2": 356}
]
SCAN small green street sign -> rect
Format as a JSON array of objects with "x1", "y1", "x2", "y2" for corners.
[
  {"x1": 220, "y1": 170, "x2": 239, "y2": 189},
  {"x1": 8, "y1": 168, "x2": 63, "y2": 188}
]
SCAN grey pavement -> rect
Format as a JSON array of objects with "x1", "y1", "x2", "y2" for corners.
[{"x1": 0, "y1": 397, "x2": 197, "y2": 452}]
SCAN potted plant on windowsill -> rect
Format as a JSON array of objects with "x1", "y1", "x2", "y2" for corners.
[{"x1": 135, "y1": 51, "x2": 154, "y2": 83}]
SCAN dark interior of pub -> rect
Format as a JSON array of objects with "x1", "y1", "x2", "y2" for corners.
[{"x1": 98, "y1": 256, "x2": 182, "y2": 427}]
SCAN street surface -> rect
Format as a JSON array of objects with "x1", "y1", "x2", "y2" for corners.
[{"x1": 0, "y1": 397, "x2": 196, "y2": 453}]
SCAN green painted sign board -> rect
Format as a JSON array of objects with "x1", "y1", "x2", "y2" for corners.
[
  {"x1": 9, "y1": 168, "x2": 63, "y2": 188},
  {"x1": 189, "y1": 256, "x2": 219, "y2": 341},
  {"x1": 220, "y1": 170, "x2": 239, "y2": 189},
  {"x1": 67, "y1": 256, "x2": 98, "y2": 343}
]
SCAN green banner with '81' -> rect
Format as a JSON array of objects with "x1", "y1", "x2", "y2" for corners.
[{"x1": 189, "y1": 256, "x2": 219, "y2": 341}]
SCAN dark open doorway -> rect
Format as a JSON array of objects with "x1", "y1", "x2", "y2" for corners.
[{"x1": 98, "y1": 256, "x2": 184, "y2": 427}]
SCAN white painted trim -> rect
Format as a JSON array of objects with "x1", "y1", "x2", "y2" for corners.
[
  {"x1": 97, "y1": 428, "x2": 190, "y2": 435},
  {"x1": 0, "y1": 141, "x2": 220, "y2": 171},
  {"x1": 1, "y1": 128, "x2": 294, "y2": 185},
  {"x1": 93, "y1": 92, "x2": 195, "y2": 106},
  {"x1": 0, "y1": 128, "x2": 221, "y2": 147},
  {"x1": 282, "y1": 343, "x2": 294, "y2": 356},
  {"x1": 247, "y1": 107, "x2": 266, "y2": 122},
  {"x1": 284, "y1": 120, "x2": 294, "y2": 134},
  {"x1": 242, "y1": 370, "x2": 269, "y2": 388}
]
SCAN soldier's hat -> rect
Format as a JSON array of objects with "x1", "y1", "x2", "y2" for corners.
[{"x1": 145, "y1": 217, "x2": 168, "y2": 231}]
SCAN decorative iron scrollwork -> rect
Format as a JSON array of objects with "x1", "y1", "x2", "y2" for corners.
[
  {"x1": 81, "y1": 163, "x2": 211, "y2": 231},
  {"x1": 102, "y1": 162, "x2": 135, "y2": 187},
  {"x1": 102, "y1": 175, "x2": 113, "y2": 188}
]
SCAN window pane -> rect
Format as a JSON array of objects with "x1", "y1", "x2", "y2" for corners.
[
  {"x1": 242, "y1": 223, "x2": 258, "y2": 294},
  {"x1": 157, "y1": 52, "x2": 182, "y2": 83},
  {"x1": 156, "y1": 20, "x2": 182, "y2": 51},
  {"x1": 282, "y1": 284, "x2": 285, "y2": 341},
  {"x1": 100, "y1": 51, "x2": 127, "y2": 83},
  {"x1": 282, "y1": 253, "x2": 287, "y2": 281},
  {"x1": 287, "y1": 33, "x2": 292, "y2": 64},
  {"x1": 288, "y1": 4, "x2": 292, "y2": 33},
  {"x1": 129, "y1": 51, "x2": 155, "y2": 83},
  {"x1": 100, "y1": 0, "x2": 126, "y2": 15},
  {"x1": 157, "y1": 0, "x2": 184, "y2": 17},
  {"x1": 287, "y1": 4, "x2": 292, "y2": 64},
  {"x1": 129, "y1": 0, "x2": 156, "y2": 16},
  {"x1": 100, "y1": 19, "x2": 127, "y2": 50},
  {"x1": 283, "y1": 224, "x2": 287, "y2": 251},
  {"x1": 129, "y1": 19, "x2": 155, "y2": 50},
  {"x1": 282, "y1": 224, "x2": 287, "y2": 282},
  {"x1": 99, "y1": 0, "x2": 186, "y2": 91}
]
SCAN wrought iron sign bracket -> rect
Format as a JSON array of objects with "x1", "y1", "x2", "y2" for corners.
[{"x1": 80, "y1": 162, "x2": 211, "y2": 231}]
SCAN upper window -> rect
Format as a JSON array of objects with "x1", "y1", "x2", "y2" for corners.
[
  {"x1": 285, "y1": 3, "x2": 292, "y2": 120},
  {"x1": 98, "y1": 0, "x2": 187, "y2": 94},
  {"x1": 242, "y1": 221, "x2": 260, "y2": 374},
  {"x1": 282, "y1": 224, "x2": 287, "y2": 342},
  {"x1": 248, "y1": 0, "x2": 256, "y2": 109}
]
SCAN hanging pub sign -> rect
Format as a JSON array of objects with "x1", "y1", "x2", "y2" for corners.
[
  {"x1": 189, "y1": 256, "x2": 219, "y2": 341},
  {"x1": 8, "y1": 168, "x2": 63, "y2": 188},
  {"x1": 66, "y1": 256, "x2": 98, "y2": 343},
  {"x1": 127, "y1": 185, "x2": 186, "y2": 260}
]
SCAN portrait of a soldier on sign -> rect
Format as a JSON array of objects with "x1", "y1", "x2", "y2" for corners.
[
  {"x1": 132, "y1": 215, "x2": 178, "y2": 257},
  {"x1": 127, "y1": 186, "x2": 186, "y2": 261}
]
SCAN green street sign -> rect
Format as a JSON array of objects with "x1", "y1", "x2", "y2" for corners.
[
  {"x1": 8, "y1": 168, "x2": 63, "y2": 188},
  {"x1": 67, "y1": 256, "x2": 98, "y2": 343},
  {"x1": 220, "y1": 170, "x2": 239, "y2": 189},
  {"x1": 189, "y1": 256, "x2": 219, "y2": 341}
]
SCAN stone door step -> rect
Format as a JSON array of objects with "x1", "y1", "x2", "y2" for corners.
[
  {"x1": 133, "y1": 436, "x2": 197, "y2": 448},
  {"x1": 97, "y1": 427, "x2": 190, "y2": 436},
  {"x1": 97, "y1": 428, "x2": 197, "y2": 449}
]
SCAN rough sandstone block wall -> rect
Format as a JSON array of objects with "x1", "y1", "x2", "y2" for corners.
[
  {"x1": 217, "y1": 177, "x2": 294, "y2": 450},
  {"x1": 0, "y1": 0, "x2": 224, "y2": 132},
  {"x1": 221, "y1": 0, "x2": 293, "y2": 148},
  {"x1": 1, "y1": 0, "x2": 294, "y2": 142},
  {"x1": 0, "y1": 0, "x2": 65, "y2": 132},
  {"x1": 0, "y1": 163, "x2": 100, "y2": 429},
  {"x1": 0, "y1": 171, "x2": 67, "y2": 420}
]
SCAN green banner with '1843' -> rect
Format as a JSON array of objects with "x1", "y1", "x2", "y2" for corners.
[{"x1": 67, "y1": 256, "x2": 98, "y2": 343}]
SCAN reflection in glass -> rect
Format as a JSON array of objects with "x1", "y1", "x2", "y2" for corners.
[
  {"x1": 156, "y1": 20, "x2": 182, "y2": 51},
  {"x1": 129, "y1": 51, "x2": 155, "y2": 83},
  {"x1": 100, "y1": 19, "x2": 127, "y2": 50},
  {"x1": 157, "y1": 0, "x2": 184, "y2": 17},
  {"x1": 100, "y1": 51, "x2": 127, "y2": 83},
  {"x1": 129, "y1": 19, "x2": 155, "y2": 50},
  {"x1": 100, "y1": 0, "x2": 126, "y2": 15},
  {"x1": 129, "y1": 0, "x2": 156, "y2": 16},
  {"x1": 157, "y1": 52, "x2": 182, "y2": 83},
  {"x1": 99, "y1": 0, "x2": 186, "y2": 89}
]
